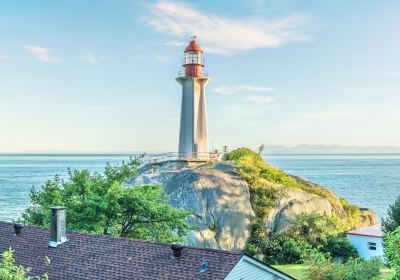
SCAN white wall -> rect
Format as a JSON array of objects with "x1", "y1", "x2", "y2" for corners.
[
  {"x1": 346, "y1": 234, "x2": 384, "y2": 259},
  {"x1": 225, "y1": 256, "x2": 293, "y2": 280}
]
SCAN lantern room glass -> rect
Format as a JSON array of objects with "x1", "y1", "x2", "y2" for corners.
[{"x1": 185, "y1": 51, "x2": 202, "y2": 65}]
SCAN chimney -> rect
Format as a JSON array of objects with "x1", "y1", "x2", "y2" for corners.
[
  {"x1": 13, "y1": 224, "x2": 24, "y2": 235},
  {"x1": 48, "y1": 206, "x2": 67, "y2": 248},
  {"x1": 170, "y1": 243, "x2": 184, "y2": 258}
]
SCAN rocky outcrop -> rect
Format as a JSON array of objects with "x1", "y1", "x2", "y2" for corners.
[
  {"x1": 128, "y1": 160, "x2": 376, "y2": 251},
  {"x1": 128, "y1": 161, "x2": 255, "y2": 251}
]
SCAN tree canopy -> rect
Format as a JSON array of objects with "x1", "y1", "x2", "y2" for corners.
[{"x1": 22, "y1": 157, "x2": 189, "y2": 243}]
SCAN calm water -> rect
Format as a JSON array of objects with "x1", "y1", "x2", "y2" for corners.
[{"x1": 0, "y1": 154, "x2": 399, "y2": 221}]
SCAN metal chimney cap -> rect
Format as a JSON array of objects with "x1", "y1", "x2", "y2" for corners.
[
  {"x1": 171, "y1": 243, "x2": 184, "y2": 258},
  {"x1": 13, "y1": 224, "x2": 24, "y2": 235},
  {"x1": 50, "y1": 206, "x2": 66, "y2": 210}
]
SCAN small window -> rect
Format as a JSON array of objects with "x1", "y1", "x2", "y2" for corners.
[{"x1": 368, "y1": 242, "x2": 377, "y2": 250}]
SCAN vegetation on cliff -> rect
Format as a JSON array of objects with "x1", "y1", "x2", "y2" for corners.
[{"x1": 223, "y1": 147, "x2": 370, "y2": 264}]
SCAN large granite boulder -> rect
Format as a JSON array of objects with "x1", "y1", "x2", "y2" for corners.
[{"x1": 128, "y1": 161, "x2": 255, "y2": 251}]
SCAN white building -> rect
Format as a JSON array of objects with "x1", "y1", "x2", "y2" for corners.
[
  {"x1": 177, "y1": 37, "x2": 209, "y2": 160},
  {"x1": 346, "y1": 224, "x2": 384, "y2": 259}
]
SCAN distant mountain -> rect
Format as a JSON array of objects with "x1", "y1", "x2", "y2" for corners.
[{"x1": 264, "y1": 145, "x2": 400, "y2": 154}]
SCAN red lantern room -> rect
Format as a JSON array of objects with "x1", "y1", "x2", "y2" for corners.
[{"x1": 183, "y1": 36, "x2": 204, "y2": 77}]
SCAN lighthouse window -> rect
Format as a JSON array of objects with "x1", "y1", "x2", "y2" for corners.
[{"x1": 185, "y1": 52, "x2": 202, "y2": 64}]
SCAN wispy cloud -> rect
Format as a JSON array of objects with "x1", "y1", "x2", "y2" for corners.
[
  {"x1": 24, "y1": 45, "x2": 63, "y2": 63},
  {"x1": 145, "y1": 1, "x2": 311, "y2": 53},
  {"x1": 164, "y1": 40, "x2": 186, "y2": 48},
  {"x1": 81, "y1": 52, "x2": 98, "y2": 64},
  {"x1": 213, "y1": 85, "x2": 274, "y2": 95},
  {"x1": 244, "y1": 95, "x2": 274, "y2": 103}
]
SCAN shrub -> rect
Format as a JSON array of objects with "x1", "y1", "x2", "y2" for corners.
[
  {"x1": 322, "y1": 237, "x2": 358, "y2": 262},
  {"x1": 384, "y1": 227, "x2": 400, "y2": 280},
  {"x1": 304, "y1": 252, "x2": 381, "y2": 280}
]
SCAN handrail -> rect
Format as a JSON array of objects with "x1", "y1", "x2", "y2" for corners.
[
  {"x1": 177, "y1": 71, "x2": 208, "y2": 78},
  {"x1": 142, "y1": 152, "x2": 221, "y2": 165}
]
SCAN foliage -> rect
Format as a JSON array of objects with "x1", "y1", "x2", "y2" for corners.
[
  {"x1": 321, "y1": 237, "x2": 358, "y2": 262},
  {"x1": 287, "y1": 213, "x2": 340, "y2": 248},
  {"x1": 257, "y1": 144, "x2": 265, "y2": 155},
  {"x1": 304, "y1": 252, "x2": 381, "y2": 280},
  {"x1": 223, "y1": 148, "x2": 357, "y2": 218},
  {"x1": 224, "y1": 147, "x2": 364, "y2": 264},
  {"x1": 246, "y1": 229, "x2": 313, "y2": 264},
  {"x1": 382, "y1": 197, "x2": 400, "y2": 233},
  {"x1": 246, "y1": 213, "x2": 359, "y2": 264},
  {"x1": 384, "y1": 227, "x2": 400, "y2": 280},
  {"x1": 0, "y1": 248, "x2": 48, "y2": 280},
  {"x1": 22, "y1": 157, "x2": 190, "y2": 243}
]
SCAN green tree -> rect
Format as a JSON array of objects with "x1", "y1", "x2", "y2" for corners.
[
  {"x1": 0, "y1": 248, "x2": 48, "y2": 280},
  {"x1": 257, "y1": 144, "x2": 265, "y2": 155},
  {"x1": 22, "y1": 157, "x2": 190, "y2": 243},
  {"x1": 382, "y1": 196, "x2": 400, "y2": 233},
  {"x1": 385, "y1": 227, "x2": 400, "y2": 280}
]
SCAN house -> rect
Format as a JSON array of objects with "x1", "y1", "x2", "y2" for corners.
[
  {"x1": 0, "y1": 207, "x2": 295, "y2": 280},
  {"x1": 346, "y1": 224, "x2": 384, "y2": 259}
]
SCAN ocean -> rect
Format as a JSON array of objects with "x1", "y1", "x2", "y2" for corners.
[{"x1": 0, "y1": 154, "x2": 399, "y2": 222}]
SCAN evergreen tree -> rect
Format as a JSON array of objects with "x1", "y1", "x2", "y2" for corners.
[{"x1": 382, "y1": 196, "x2": 400, "y2": 233}]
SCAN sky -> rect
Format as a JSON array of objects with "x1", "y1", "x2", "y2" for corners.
[{"x1": 0, "y1": 0, "x2": 399, "y2": 153}]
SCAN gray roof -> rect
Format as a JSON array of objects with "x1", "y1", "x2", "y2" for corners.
[
  {"x1": 0, "y1": 221, "x2": 242, "y2": 280},
  {"x1": 346, "y1": 224, "x2": 383, "y2": 238}
]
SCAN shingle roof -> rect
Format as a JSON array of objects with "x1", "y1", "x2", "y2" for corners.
[
  {"x1": 0, "y1": 221, "x2": 242, "y2": 280},
  {"x1": 346, "y1": 224, "x2": 383, "y2": 238}
]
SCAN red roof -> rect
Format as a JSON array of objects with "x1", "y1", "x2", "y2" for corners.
[{"x1": 185, "y1": 39, "x2": 202, "y2": 52}]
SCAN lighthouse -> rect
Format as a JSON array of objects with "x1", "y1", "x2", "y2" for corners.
[{"x1": 177, "y1": 37, "x2": 209, "y2": 160}]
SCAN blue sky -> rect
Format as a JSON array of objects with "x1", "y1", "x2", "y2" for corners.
[{"x1": 0, "y1": 0, "x2": 399, "y2": 152}]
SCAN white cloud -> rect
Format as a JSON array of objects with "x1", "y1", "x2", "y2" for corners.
[
  {"x1": 24, "y1": 46, "x2": 63, "y2": 63},
  {"x1": 81, "y1": 52, "x2": 98, "y2": 64},
  {"x1": 145, "y1": 1, "x2": 311, "y2": 53},
  {"x1": 244, "y1": 95, "x2": 274, "y2": 103},
  {"x1": 213, "y1": 85, "x2": 274, "y2": 95}
]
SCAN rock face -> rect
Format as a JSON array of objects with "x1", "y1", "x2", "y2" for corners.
[
  {"x1": 128, "y1": 161, "x2": 255, "y2": 251},
  {"x1": 265, "y1": 188, "x2": 334, "y2": 232},
  {"x1": 128, "y1": 160, "x2": 376, "y2": 251}
]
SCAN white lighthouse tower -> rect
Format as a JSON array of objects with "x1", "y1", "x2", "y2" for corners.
[{"x1": 177, "y1": 37, "x2": 209, "y2": 160}]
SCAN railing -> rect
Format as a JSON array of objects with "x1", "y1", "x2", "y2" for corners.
[
  {"x1": 142, "y1": 152, "x2": 221, "y2": 165},
  {"x1": 177, "y1": 71, "x2": 208, "y2": 78}
]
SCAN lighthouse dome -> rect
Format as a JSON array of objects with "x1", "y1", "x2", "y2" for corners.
[{"x1": 185, "y1": 38, "x2": 202, "y2": 52}]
